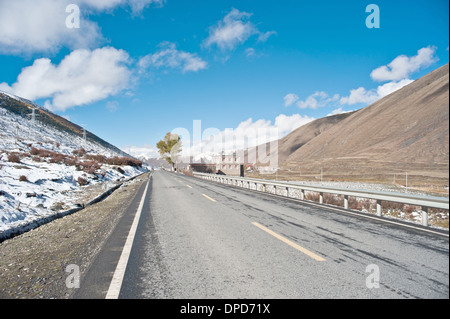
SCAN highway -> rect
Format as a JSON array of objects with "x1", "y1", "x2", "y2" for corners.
[{"x1": 74, "y1": 170, "x2": 449, "y2": 299}]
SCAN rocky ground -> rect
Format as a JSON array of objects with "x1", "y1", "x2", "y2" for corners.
[{"x1": 0, "y1": 172, "x2": 150, "y2": 299}]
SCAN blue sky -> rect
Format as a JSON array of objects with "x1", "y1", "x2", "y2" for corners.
[{"x1": 0, "y1": 0, "x2": 448, "y2": 158}]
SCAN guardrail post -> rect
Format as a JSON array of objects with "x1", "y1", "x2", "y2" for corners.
[
  {"x1": 376, "y1": 200, "x2": 382, "y2": 216},
  {"x1": 193, "y1": 172, "x2": 449, "y2": 228},
  {"x1": 422, "y1": 207, "x2": 429, "y2": 226}
]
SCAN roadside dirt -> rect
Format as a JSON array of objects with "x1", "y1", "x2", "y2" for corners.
[{"x1": 0, "y1": 172, "x2": 150, "y2": 299}]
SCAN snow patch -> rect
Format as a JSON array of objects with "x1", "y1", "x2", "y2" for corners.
[{"x1": 0, "y1": 106, "x2": 148, "y2": 235}]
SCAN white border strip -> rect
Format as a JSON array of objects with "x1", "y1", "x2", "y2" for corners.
[{"x1": 105, "y1": 177, "x2": 150, "y2": 299}]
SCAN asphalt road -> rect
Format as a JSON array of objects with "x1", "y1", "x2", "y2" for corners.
[{"x1": 75, "y1": 170, "x2": 449, "y2": 299}]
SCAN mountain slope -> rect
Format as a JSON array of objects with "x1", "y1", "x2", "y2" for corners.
[
  {"x1": 287, "y1": 64, "x2": 448, "y2": 163},
  {"x1": 0, "y1": 92, "x2": 147, "y2": 236},
  {"x1": 248, "y1": 110, "x2": 356, "y2": 168},
  {"x1": 0, "y1": 91, "x2": 128, "y2": 157},
  {"x1": 262, "y1": 64, "x2": 449, "y2": 189}
]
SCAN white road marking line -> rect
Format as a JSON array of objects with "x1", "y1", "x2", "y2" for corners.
[{"x1": 105, "y1": 177, "x2": 150, "y2": 299}]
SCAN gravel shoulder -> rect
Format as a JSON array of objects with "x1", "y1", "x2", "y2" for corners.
[{"x1": 0, "y1": 172, "x2": 150, "y2": 299}]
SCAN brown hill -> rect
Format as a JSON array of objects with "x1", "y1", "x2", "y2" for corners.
[
  {"x1": 245, "y1": 111, "x2": 356, "y2": 167},
  {"x1": 253, "y1": 63, "x2": 449, "y2": 192}
]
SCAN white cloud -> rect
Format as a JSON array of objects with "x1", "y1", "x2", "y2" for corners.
[
  {"x1": 180, "y1": 114, "x2": 314, "y2": 159},
  {"x1": 106, "y1": 100, "x2": 119, "y2": 112},
  {"x1": 297, "y1": 91, "x2": 340, "y2": 109},
  {"x1": 340, "y1": 79, "x2": 414, "y2": 105},
  {"x1": 283, "y1": 93, "x2": 299, "y2": 107},
  {"x1": 138, "y1": 114, "x2": 314, "y2": 164},
  {"x1": 138, "y1": 42, "x2": 208, "y2": 74},
  {"x1": 77, "y1": 0, "x2": 124, "y2": 11},
  {"x1": 79, "y1": 0, "x2": 164, "y2": 13},
  {"x1": 205, "y1": 9, "x2": 255, "y2": 50},
  {"x1": 0, "y1": 47, "x2": 132, "y2": 111},
  {"x1": 258, "y1": 31, "x2": 277, "y2": 42},
  {"x1": 122, "y1": 144, "x2": 160, "y2": 159},
  {"x1": 370, "y1": 46, "x2": 438, "y2": 82},
  {"x1": 339, "y1": 87, "x2": 378, "y2": 105},
  {"x1": 327, "y1": 108, "x2": 354, "y2": 117},
  {"x1": 340, "y1": 47, "x2": 435, "y2": 105},
  {"x1": 293, "y1": 46, "x2": 437, "y2": 109},
  {"x1": 274, "y1": 114, "x2": 314, "y2": 136},
  {"x1": 0, "y1": 0, "x2": 165, "y2": 55},
  {"x1": 245, "y1": 48, "x2": 256, "y2": 57},
  {"x1": 376, "y1": 78, "x2": 414, "y2": 98},
  {"x1": 0, "y1": 0, "x2": 102, "y2": 55},
  {"x1": 204, "y1": 8, "x2": 275, "y2": 51},
  {"x1": 292, "y1": 78, "x2": 415, "y2": 109}
]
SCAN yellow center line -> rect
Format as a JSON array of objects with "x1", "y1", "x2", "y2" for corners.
[
  {"x1": 202, "y1": 194, "x2": 217, "y2": 202},
  {"x1": 252, "y1": 222, "x2": 325, "y2": 262},
  {"x1": 186, "y1": 184, "x2": 192, "y2": 188}
]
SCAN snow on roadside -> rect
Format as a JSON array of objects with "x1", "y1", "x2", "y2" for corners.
[
  {"x1": 0, "y1": 105, "x2": 148, "y2": 236},
  {"x1": 0, "y1": 155, "x2": 146, "y2": 234}
]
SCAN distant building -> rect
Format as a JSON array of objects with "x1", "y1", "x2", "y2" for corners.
[
  {"x1": 187, "y1": 163, "x2": 217, "y2": 174},
  {"x1": 188, "y1": 153, "x2": 243, "y2": 176},
  {"x1": 212, "y1": 153, "x2": 242, "y2": 176}
]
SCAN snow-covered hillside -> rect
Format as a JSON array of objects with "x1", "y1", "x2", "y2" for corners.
[{"x1": 0, "y1": 93, "x2": 148, "y2": 236}]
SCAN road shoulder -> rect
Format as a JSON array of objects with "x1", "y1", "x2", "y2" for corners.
[{"x1": 0, "y1": 173, "x2": 150, "y2": 299}]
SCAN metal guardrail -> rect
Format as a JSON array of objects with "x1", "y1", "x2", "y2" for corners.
[{"x1": 193, "y1": 172, "x2": 449, "y2": 227}]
